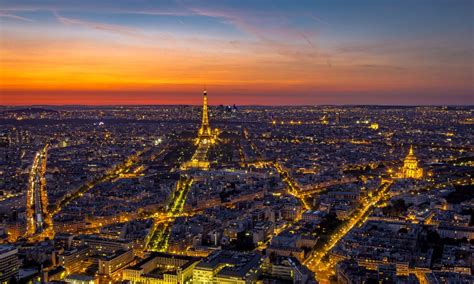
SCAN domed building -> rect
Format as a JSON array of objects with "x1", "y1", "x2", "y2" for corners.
[{"x1": 400, "y1": 145, "x2": 423, "y2": 179}]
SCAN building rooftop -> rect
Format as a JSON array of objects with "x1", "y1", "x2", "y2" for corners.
[{"x1": 196, "y1": 250, "x2": 262, "y2": 279}]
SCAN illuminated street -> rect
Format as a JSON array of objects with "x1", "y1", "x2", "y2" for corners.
[
  {"x1": 25, "y1": 144, "x2": 52, "y2": 240},
  {"x1": 148, "y1": 175, "x2": 194, "y2": 252},
  {"x1": 50, "y1": 149, "x2": 153, "y2": 217},
  {"x1": 305, "y1": 181, "x2": 394, "y2": 280}
]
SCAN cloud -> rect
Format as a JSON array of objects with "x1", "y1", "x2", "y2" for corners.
[
  {"x1": 357, "y1": 64, "x2": 406, "y2": 70},
  {"x1": 53, "y1": 10, "x2": 145, "y2": 39},
  {"x1": 0, "y1": 1, "x2": 192, "y2": 16},
  {"x1": 189, "y1": 7, "x2": 316, "y2": 48},
  {"x1": 0, "y1": 12, "x2": 34, "y2": 22},
  {"x1": 308, "y1": 14, "x2": 329, "y2": 26},
  {"x1": 1, "y1": 2, "x2": 320, "y2": 48},
  {"x1": 300, "y1": 32, "x2": 316, "y2": 48}
]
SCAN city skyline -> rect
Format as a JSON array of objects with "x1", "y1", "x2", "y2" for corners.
[
  {"x1": 1, "y1": 0, "x2": 473, "y2": 105},
  {"x1": 1, "y1": 3, "x2": 472, "y2": 281},
  {"x1": 1, "y1": 100, "x2": 472, "y2": 283}
]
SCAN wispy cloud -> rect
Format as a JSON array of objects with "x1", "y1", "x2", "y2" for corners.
[
  {"x1": 2, "y1": 2, "x2": 320, "y2": 49},
  {"x1": 53, "y1": 10, "x2": 145, "y2": 39},
  {"x1": 0, "y1": 12, "x2": 34, "y2": 22},
  {"x1": 189, "y1": 7, "x2": 316, "y2": 48},
  {"x1": 308, "y1": 14, "x2": 329, "y2": 26}
]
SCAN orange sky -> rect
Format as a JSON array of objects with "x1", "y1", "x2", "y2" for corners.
[
  {"x1": 1, "y1": 1, "x2": 473, "y2": 105},
  {"x1": 2, "y1": 33, "x2": 469, "y2": 104}
]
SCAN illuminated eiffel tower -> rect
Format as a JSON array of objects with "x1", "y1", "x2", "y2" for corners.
[
  {"x1": 181, "y1": 90, "x2": 218, "y2": 170},
  {"x1": 196, "y1": 90, "x2": 214, "y2": 145}
]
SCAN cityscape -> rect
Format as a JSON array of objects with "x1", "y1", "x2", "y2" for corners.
[
  {"x1": 1, "y1": 93, "x2": 472, "y2": 283},
  {"x1": 0, "y1": 1, "x2": 473, "y2": 284}
]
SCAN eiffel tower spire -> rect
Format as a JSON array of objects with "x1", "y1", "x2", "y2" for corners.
[{"x1": 198, "y1": 89, "x2": 212, "y2": 139}]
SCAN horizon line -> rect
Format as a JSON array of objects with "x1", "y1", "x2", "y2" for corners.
[{"x1": 1, "y1": 104, "x2": 473, "y2": 107}]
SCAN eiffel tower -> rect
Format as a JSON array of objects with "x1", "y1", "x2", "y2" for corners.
[
  {"x1": 181, "y1": 90, "x2": 217, "y2": 170},
  {"x1": 197, "y1": 90, "x2": 213, "y2": 145}
]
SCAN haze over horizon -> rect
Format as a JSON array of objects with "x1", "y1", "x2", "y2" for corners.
[{"x1": 1, "y1": 0, "x2": 473, "y2": 105}]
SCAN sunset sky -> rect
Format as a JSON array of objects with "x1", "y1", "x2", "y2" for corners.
[{"x1": 0, "y1": 0, "x2": 473, "y2": 105}]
